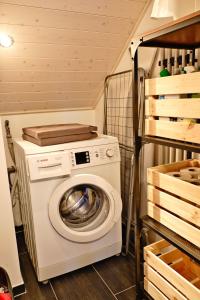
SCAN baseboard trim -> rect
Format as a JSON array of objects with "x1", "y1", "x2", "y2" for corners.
[{"x1": 13, "y1": 284, "x2": 26, "y2": 297}]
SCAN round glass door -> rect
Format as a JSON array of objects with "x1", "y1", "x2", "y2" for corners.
[
  {"x1": 59, "y1": 184, "x2": 109, "y2": 231},
  {"x1": 49, "y1": 174, "x2": 122, "y2": 243}
]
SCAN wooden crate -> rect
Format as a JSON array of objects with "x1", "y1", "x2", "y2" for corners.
[
  {"x1": 144, "y1": 239, "x2": 200, "y2": 300},
  {"x1": 147, "y1": 159, "x2": 200, "y2": 248},
  {"x1": 145, "y1": 72, "x2": 200, "y2": 144}
]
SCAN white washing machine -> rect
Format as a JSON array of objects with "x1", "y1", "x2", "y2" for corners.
[{"x1": 14, "y1": 135, "x2": 122, "y2": 282}]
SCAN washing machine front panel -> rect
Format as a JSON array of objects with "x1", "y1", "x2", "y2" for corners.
[
  {"x1": 14, "y1": 136, "x2": 122, "y2": 281},
  {"x1": 49, "y1": 174, "x2": 122, "y2": 243}
]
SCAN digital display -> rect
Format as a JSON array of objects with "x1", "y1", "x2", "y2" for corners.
[{"x1": 75, "y1": 151, "x2": 90, "y2": 165}]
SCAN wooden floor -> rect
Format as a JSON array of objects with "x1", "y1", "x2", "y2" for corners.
[{"x1": 15, "y1": 231, "x2": 138, "y2": 300}]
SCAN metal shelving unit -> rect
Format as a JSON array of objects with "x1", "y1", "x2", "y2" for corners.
[{"x1": 130, "y1": 10, "x2": 200, "y2": 299}]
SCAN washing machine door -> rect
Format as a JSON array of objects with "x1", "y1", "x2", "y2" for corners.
[{"x1": 49, "y1": 174, "x2": 122, "y2": 243}]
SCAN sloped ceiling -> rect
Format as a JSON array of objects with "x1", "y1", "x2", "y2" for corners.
[{"x1": 0, "y1": 0, "x2": 148, "y2": 114}]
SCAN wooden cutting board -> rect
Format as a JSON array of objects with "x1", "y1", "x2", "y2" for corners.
[{"x1": 22, "y1": 123, "x2": 97, "y2": 139}]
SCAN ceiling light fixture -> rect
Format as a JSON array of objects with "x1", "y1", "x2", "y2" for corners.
[
  {"x1": 151, "y1": 0, "x2": 174, "y2": 19},
  {"x1": 0, "y1": 33, "x2": 14, "y2": 48}
]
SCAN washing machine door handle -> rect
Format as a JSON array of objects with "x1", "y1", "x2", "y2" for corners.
[{"x1": 110, "y1": 190, "x2": 122, "y2": 224}]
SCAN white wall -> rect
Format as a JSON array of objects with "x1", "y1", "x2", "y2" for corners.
[
  {"x1": 0, "y1": 119, "x2": 23, "y2": 288},
  {"x1": 95, "y1": 97, "x2": 104, "y2": 133},
  {"x1": 173, "y1": 0, "x2": 200, "y2": 19}
]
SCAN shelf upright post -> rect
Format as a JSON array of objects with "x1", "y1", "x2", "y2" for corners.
[{"x1": 131, "y1": 45, "x2": 143, "y2": 298}]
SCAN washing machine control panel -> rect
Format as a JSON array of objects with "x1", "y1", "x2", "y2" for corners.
[
  {"x1": 74, "y1": 151, "x2": 90, "y2": 165},
  {"x1": 71, "y1": 143, "x2": 120, "y2": 169}
]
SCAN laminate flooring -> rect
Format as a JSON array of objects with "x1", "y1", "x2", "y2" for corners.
[{"x1": 15, "y1": 231, "x2": 138, "y2": 300}]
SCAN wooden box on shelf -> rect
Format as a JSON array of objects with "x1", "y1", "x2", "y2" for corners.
[
  {"x1": 147, "y1": 159, "x2": 200, "y2": 248},
  {"x1": 145, "y1": 72, "x2": 200, "y2": 144},
  {"x1": 144, "y1": 239, "x2": 200, "y2": 300}
]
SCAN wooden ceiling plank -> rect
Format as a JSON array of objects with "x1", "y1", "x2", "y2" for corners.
[
  {"x1": 0, "y1": 0, "x2": 147, "y2": 19},
  {"x1": 0, "y1": 3, "x2": 134, "y2": 34},
  {"x1": 0, "y1": 24, "x2": 126, "y2": 48},
  {"x1": 0, "y1": 70, "x2": 107, "y2": 82},
  {"x1": 0, "y1": 91, "x2": 99, "y2": 102},
  {"x1": 0, "y1": 82, "x2": 102, "y2": 93},
  {"x1": 0, "y1": 100, "x2": 93, "y2": 112},
  {"x1": 0, "y1": 57, "x2": 113, "y2": 72},
  {"x1": 0, "y1": 43, "x2": 119, "y2": 61}
]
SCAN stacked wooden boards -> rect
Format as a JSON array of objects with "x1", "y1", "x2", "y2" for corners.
[{"x1": 22, "y1": 123, "x2": 97, "y2": 146}]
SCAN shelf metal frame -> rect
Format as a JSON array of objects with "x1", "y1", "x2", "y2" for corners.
[
  {"x1": 143, "y1": 216, "x2": 200, "y2": 262},
  {"x1": 131, "y1": 11, "x2": 200, "y2": 300},
  {"x1": 144, "y1": 136, "x2": 200, "y2": 153}
]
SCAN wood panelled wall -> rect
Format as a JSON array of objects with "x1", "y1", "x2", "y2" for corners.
[{"x1": 0, "y1": 0, "x2": 147, "y2": 113}]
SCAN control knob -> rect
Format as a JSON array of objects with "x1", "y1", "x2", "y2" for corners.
[{"x1": 106, "y1": 148, "x2": 114, "y2": 157}]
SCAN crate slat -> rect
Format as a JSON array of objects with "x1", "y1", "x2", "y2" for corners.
[
  {"x1": 145, "y1": 72, "x2": 200, "y2": 143},
  {"x1": 144, "y1": 278, "x2": 168, "y2": 300},
  {"x1": 145, "y1": 119, "x2": 200, "y2": 144},
  {"x1": 144, "y1": 263, "x2": 187, "y2": 300},
  {"x1": 147, "y1": 160, "x2": 200, "y2": 206},
  {"x1": 145, "y1": 72, "x2": 200, "y2": 96},
  {"x1": 144, "y1": 240, "x2": 200, "y2": 300},
  {"x1": 147, "y1": 159, "x2": 200, "y2": 248},
  {"x1": 145, "y1": 98, "x2": 200, "y2": 118},
  {"x1": 147, "y1": 185, "x2": 200, "y2": 227},
  {"x1": 159, "y1": 248, "x2": 182, "y2": 264},
  {"x1": 147, "y1": 201, "x2": 200, "y2": 248}
]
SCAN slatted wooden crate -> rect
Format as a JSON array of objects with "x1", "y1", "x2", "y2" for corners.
[
  {"x1": 147, "y1": 159, "x2": 200, "y2": 248},
  {"x1": 144, "y1": 239, "x2": 200, "y2": 300},
  {"x1": 145, "y1": 72, "x2": 200, "y2": 144}
]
